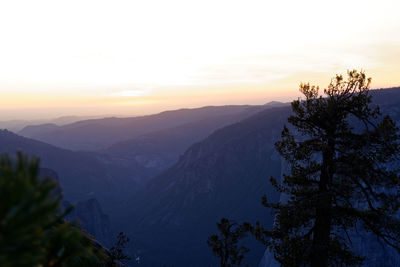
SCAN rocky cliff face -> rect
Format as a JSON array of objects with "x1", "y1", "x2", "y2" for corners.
[
  {"x1": 65, "y1": 198, "x2": 112, "y2": 248},
  {"x1": 39, "y1": 168, "x2": 112, "y2": 248}
]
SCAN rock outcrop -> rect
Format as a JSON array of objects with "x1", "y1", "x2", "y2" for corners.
[{"x1": 65, "y1": 198, "x2": 112, "y2": 248}]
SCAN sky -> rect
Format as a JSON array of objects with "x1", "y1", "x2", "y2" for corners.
[{"x1": 0, "y1": 0, "x2": 399, "y2": 119}]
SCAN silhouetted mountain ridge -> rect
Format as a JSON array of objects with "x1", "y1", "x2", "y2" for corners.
[
  {"x1": 103, "y1": 105, "x2": 272, "y2": 176},
  {"x1": 122, "y1": 106, "x2": 292, "y2": 266},
  {"x1": 121, "y1": 87, "x2": 400, "y2": 266},
  {"x1": 19, "y1": 105, "x2": 260, "y2": 151}
]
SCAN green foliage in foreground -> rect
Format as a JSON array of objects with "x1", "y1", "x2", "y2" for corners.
[{"x1": 0, "y1": 152, "x2": 106, "y2": 267}]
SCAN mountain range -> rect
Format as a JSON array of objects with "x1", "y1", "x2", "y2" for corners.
[
  {"x1": 19, "y1": 105, "x2": 267, "y2": 151},
  {"x1": 1, "y1": 88, "x2": 400, "y2": 266}
]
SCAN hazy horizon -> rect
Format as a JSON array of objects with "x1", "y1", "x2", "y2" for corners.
[
  {"x1": 1, "y1": 0, "x2": 399, "y2": 120},
  {"x1": 2, "y1": 86, "x2": 399, "y2": 121},
  {"x1": 0, "y1": 95, "x2": 293, "y2": 121}
]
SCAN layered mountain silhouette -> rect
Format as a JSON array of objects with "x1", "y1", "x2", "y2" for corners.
[
  {"x1": 102, "y1": 105, "x2": 279, "y2": 177},
  {"x1": 118, "y1": 88, "x2": 400, "y2": 266},
  {"x1": 19, "y1": 105, "x2": 281, "y2": 151},
  {"x1": 121, "y1": 106, "x2": 291, "y2": 266},
  {"x1": 3, "y1": 88, "x2": 400, "y2": 266},
  {"x1": 0, "y1": 115, "x2": 107, "y2": 132}
]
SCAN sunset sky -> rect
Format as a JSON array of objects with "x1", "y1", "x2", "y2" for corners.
[{"x1": 0, "y1": 0, "x2": 399, "y2": 119}]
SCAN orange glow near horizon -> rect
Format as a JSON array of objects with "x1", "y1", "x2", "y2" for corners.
[{"x1": 0, "y1": 0, "x2": 399, "y2": 119}]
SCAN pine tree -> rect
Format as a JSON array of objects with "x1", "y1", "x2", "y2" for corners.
[
  {"x1": 248, "y1": 70, "x2": 400, "y2": 266},
  {"x1": 0, "y1": 152, "x2": 106, "y2": 266},
  {"x1": 208, "y1": 218, "x2": 249, "y2": 267}
]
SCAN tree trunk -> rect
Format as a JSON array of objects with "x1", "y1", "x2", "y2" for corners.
[
  {"x1": 311, "y1": 137, "x2": 334, "y2": 267},
  {"x1": 310, "y1": 194, "x2": 332, "y2": 267}
]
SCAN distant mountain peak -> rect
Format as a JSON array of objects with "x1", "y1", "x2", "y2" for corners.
[{"x1": 263, "y1": 101, "x2": 287, "y2": 107}]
